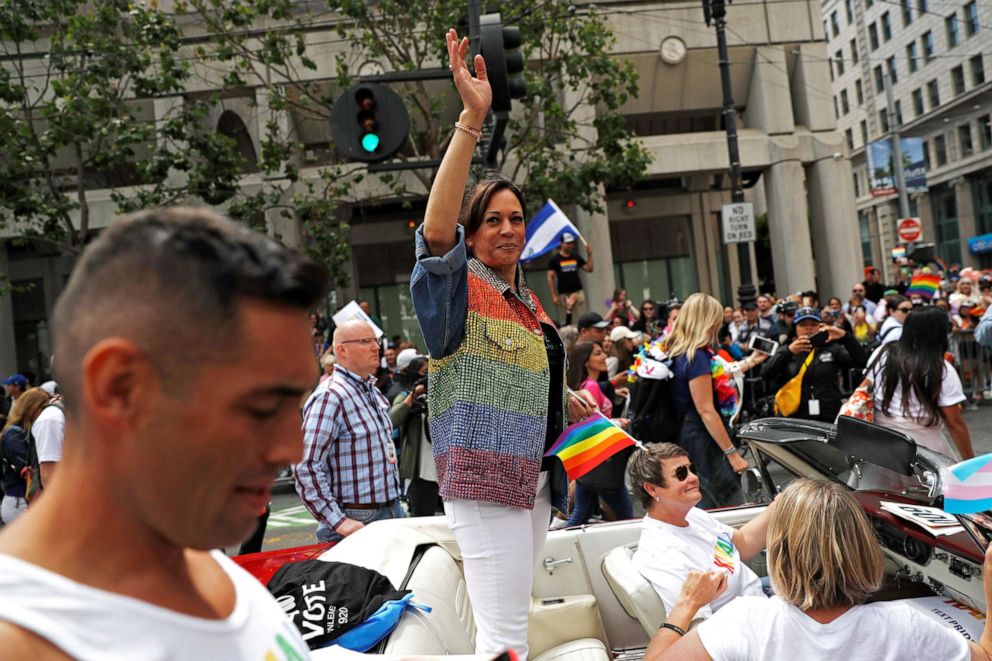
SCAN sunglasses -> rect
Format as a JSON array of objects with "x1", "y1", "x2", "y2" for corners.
[
  {"x1": 896, "y1": 306, "x2": 913, "y2": 313},
  {"x1": 670, "y1": 463, "x2": 698, "y2": 482}
]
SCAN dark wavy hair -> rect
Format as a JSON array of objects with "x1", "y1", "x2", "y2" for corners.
[
  {"x1": 877, "y1": 306, "x2": 950, "y2": 426},
  {"x1": 458, "y1": 172, "x2": 526, "y2": 238},
  {"x1": 567, "y1": 341, "x2": 600, "y2": 391}
]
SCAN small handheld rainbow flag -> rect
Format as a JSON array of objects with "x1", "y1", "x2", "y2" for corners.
[
  {"x1": 942, "y1": 454, "x2": 992, "y2": 514},
  {"x1": 545, "y1": 412, "x2": 640, "y2": 481},
  {"x1": 906, "y1": 273, "x2": 940, "y2": 299}
]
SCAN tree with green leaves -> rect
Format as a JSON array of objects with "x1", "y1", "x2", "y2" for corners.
[
  {"x1": 189, "y1": 0, "x2": 651, "y2": 220},
  {"x1": 0, "y1": 0, "x2": 350, "y2": 291}
]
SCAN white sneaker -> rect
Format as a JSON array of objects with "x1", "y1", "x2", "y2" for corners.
[{"x1": 549, "y1": 517, "x2": 569, "y2": 530}]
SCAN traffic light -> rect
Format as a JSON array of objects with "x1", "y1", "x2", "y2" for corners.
[
  {"x1": 329, "y1": 83, "x2": 410, "y2": 163},
  {"x1": 480, "y1": 13, "x2": 526, "y2": 114}
]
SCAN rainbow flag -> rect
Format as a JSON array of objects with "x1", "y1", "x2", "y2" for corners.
[
  {"x1": 943, "y1": 454, "x2": 992, "y2": 514},
  {"x1": 907, "y1": 273, "x2": 940, "y2": 299},
  {"x1": 545, "y1": 412, "x2": 639, "y2": 481}
]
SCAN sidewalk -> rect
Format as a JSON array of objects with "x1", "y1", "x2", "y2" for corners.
[{"x1": 965, "y1": 403, "x2": 992, "y2": 456}]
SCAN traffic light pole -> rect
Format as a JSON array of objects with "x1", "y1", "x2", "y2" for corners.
[{"x1": 704, "y1": 0, "x2": 757, "y2": 309}]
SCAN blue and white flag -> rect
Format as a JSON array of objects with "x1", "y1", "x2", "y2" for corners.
[{"x1": 520, "y1": 199, "x2": 583, "y2": 263}]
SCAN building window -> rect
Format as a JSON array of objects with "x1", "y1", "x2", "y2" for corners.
[
  {"x1": 927, "y1": 79, "x2": 940, "y2": 108},
  {"x1": 850, "y1": 39, "x2": 859, "y2": 65},
  {"x1": 846, "y1": 128, "x2": 854, "y2": 150},
  {"x1": 846, "y1": 0, "x2": 854, "y2": 23},
  {"x1": 951, "y1": 65, "x2": 966, "y2": 96},
  {"x1": 980, "y1": 115, "x2": 992, "y2": 150},
  {"x1": 894, "y1": 100, "x2": 903, "y2": 125},
  {"x1": 960, "y1": 124, "x2": 974, "y2": 157},
  {"x1": 824, "y1": 19, "x2": 830, "y2": 39},
  {"x1": 829, "y1": 59, "x2": 835, "y2": 82},
  {"x1": 901, "y1": 0, "x2": 913, "y2": 25},
  {"x1": 946, "y1": 14, "x2": 960, "y2": 48},
  {"x1": 841, "y1": 89, "x2": 850, "y2": 114},
  {"x1": 856, "y1": 78, "x2": 864, "y2": 104},
  {"x1": 972, "y1": 55, "x2": 986, "y2": 86},
  {"x1": 907, "y1": 42, "x2": 919, "y2": 73},
  {"x1": 917, "y1": 0, "x2": 927, "y2": 13},
  {"x1": 854, "y1": 172, "x2": 861, "y2": 197},
  {"x1": 932, "y1": 186, "x2": 962, "y2": 264},
  {"x1": 881, "y1": 12, "x2": 893, "y2": 41},
  {"x1": 860, "y1": 119, "x2": 869, "y2": 144},
  {"x1": 922, "y1": 31, "x2": 934, "y2": 62},
  {"x1": 835, "y1": 51, "x2": 845, "y2": 76},
  {"x1": 912, "y1": 88, "x2": 925, "y2": 115},
  {"x1": 887, "y1": 56, "x2": 898, "y2": 83},
  {"x1": 833, "y1": 96, "x2": 839, "y2": 119},
  {"x1": 879, "y1": 109, "x2": 890, "y2": 133},
  {"x1": 923, "y1": 139, "x2": 932, "y2": 169},
  {"x1": 869, "y1": 23, "x2": 880, "y2": 50},
  {"x1": 867, "y1": 0, "x2": 874, "y2": 7},
  {"x1": 874, "y1": 64, "x2": 885, "y2": 93},
  {"x1": 935, "y1": 134, "x2": 947, "y2": 165},
  {"x1": 965, "y1": 1, "x2": 979, "y2": 36},
  {"x1": 858, "y1": 211, "x2": 873, "y2": 265},
  {"x1": 831, "y1": 11, "x2": 840, "y2": 38}
]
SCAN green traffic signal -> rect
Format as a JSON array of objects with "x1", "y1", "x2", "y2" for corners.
[{"x1": 361, "y1": 133, "x2": 380, "y2": 152}]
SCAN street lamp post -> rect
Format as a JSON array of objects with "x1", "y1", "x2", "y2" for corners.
[{"x1": 703, "y1": 0, "x2": 757, "y2": 309}]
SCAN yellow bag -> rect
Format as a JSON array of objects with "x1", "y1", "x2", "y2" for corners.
[{"x1": 773, "y1": 350, "x2": 816, "y2": 417}]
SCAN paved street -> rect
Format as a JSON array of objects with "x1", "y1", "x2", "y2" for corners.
[{"x1": 966, "y1": 403, "x2": 992, "y2": 455}]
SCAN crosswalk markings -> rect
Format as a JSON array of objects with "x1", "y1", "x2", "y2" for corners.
[{"x1": 267, "y1": 505, "x2": 317, "y2": 528}]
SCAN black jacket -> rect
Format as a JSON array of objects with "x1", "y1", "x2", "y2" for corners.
[{"x1": 764, "y1": 334, "x2": 867, "y2": 422}]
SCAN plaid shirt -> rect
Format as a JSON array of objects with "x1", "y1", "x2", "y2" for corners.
[{"x1": 294, "y1": 365, "x2": 401, "y2": 531}]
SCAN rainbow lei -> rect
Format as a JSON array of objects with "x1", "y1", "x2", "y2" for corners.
[{"x1": 709, "y1": 349, "x2": 739, "y2": 418}]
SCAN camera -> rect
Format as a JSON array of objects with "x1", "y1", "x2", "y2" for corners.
[{"x1": 411, "y1": 375, "x2": 429, "y2": 413}]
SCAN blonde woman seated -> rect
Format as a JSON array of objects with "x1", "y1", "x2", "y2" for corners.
[
  {"x1": 629, "y1": 443, "x2": 774, "y2": 620},
  {"x1": 646, "y1": 478, "x2": 992, "y2": 660}
]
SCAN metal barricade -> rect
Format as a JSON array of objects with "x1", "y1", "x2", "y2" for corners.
[{"x1": 952, "y1": 330, "x2": 992, "y2": 405}]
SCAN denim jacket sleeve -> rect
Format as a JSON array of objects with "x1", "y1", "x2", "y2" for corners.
[
  {"x1": 977, "y1": 307, "x2": 992, "y2": 348},
  {"x1": 410, "y1": 224, "x2": 469, "y2": 358}
]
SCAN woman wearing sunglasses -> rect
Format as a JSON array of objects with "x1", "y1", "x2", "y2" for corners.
[{"x1": 628, "y1": 443, "x2": 775, "y2": 624}]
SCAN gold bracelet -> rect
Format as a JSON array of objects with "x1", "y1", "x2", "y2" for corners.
[{"x1": 454, "y1": 122, "x2": 482, "y2": 143}]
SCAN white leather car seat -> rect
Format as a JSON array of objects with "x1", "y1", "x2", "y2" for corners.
[
  {"x1": 601, "y1": 544, "x2": 665, "y2": 636},
  {"x1": 383, "y1": 545, "x2": 609, "y2": 660}
]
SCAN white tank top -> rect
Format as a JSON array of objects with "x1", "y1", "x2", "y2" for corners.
[{"x1": 0, "y1": 550, "x2": 310, "y2": 660}]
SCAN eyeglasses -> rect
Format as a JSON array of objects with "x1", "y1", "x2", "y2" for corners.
[
  {"x1": 340, "y1": 337, "x2": 380, "y2": 346},
  {"x1": 852, "y1": 289, "x2": 865, "y2": 294},
  {"x1": 896, "y1": 306, "x2": 913, "y2": 313},
  {"x1": 670, "y1": 463, "x2": 698, "y2": 482}
]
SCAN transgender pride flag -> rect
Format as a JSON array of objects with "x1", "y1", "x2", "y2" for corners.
[{"x1": 942, "y1": 454, "x2": 992, "y2": 514}]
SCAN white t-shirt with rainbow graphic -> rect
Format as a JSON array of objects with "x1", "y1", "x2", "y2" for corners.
[{"x1": 633, "y1": 508, "x2": 765, "y2": 619}]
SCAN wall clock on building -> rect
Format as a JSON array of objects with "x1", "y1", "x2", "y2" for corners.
[{"x1": 659, "y1": 36, "x2": 686, "y2": 65}]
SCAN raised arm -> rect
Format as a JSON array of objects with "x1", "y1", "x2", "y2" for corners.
[{"x1": 422, "y1": 29, "x2": 492, "y2": 256}]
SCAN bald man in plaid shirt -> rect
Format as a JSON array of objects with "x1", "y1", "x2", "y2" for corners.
[{"x1": 294, "y1": 320, "x2": 405, "y2": 542}]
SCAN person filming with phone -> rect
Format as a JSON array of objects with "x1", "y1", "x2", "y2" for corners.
[{"x1": 764, "y1": 307, "x2": 867, "y2": 422}]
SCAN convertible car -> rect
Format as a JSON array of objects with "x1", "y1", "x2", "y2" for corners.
[{"x1": 237, "y1": 416, "x2": 990, "y2": 659}]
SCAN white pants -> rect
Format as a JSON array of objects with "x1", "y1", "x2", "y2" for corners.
[
  {"x1": 1, "y1": 495, "x2": 27, "y2": 525},
  {"x1": 443, "y1": 473, "x2": 551, "y2": 661}
]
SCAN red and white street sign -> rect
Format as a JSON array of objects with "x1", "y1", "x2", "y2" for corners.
[{"x1": 897, "y1": 217, "x2": 922, "y2": 243}]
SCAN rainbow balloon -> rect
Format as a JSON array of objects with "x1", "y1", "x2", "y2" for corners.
[
  {"x1": 942, "y1": 454, "x2": 992, "y2": 514},
  {"x1": 545, "y1": 412, "x2": 639, "y2": 481}
]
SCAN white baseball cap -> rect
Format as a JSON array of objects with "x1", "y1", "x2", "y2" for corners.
[
  {"x1": 396, "y1": 347, "x2": 425, "y2": 372},
  {"x1": 560, "y1": 232, "x2": 577, "y2": 243},
  {"x1": 609, "y1": 326, "x2": 641, "y2": 343}
]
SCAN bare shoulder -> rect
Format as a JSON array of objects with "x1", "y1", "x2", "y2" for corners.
[{"x1": 0, "y1": 620, "x2": 73, "y2": 659}]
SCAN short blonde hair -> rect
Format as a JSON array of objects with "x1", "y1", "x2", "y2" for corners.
[
  {"x1": 664, "y1": 293, "x2": 723, "y2": 365},
  {"x1": 767, "y1": 479, "x2": 883, "y2": 610}
]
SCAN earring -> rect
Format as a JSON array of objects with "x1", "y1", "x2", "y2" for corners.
[{"x1": 654, "y1": 495, "x2": 661, "y2": 503}]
